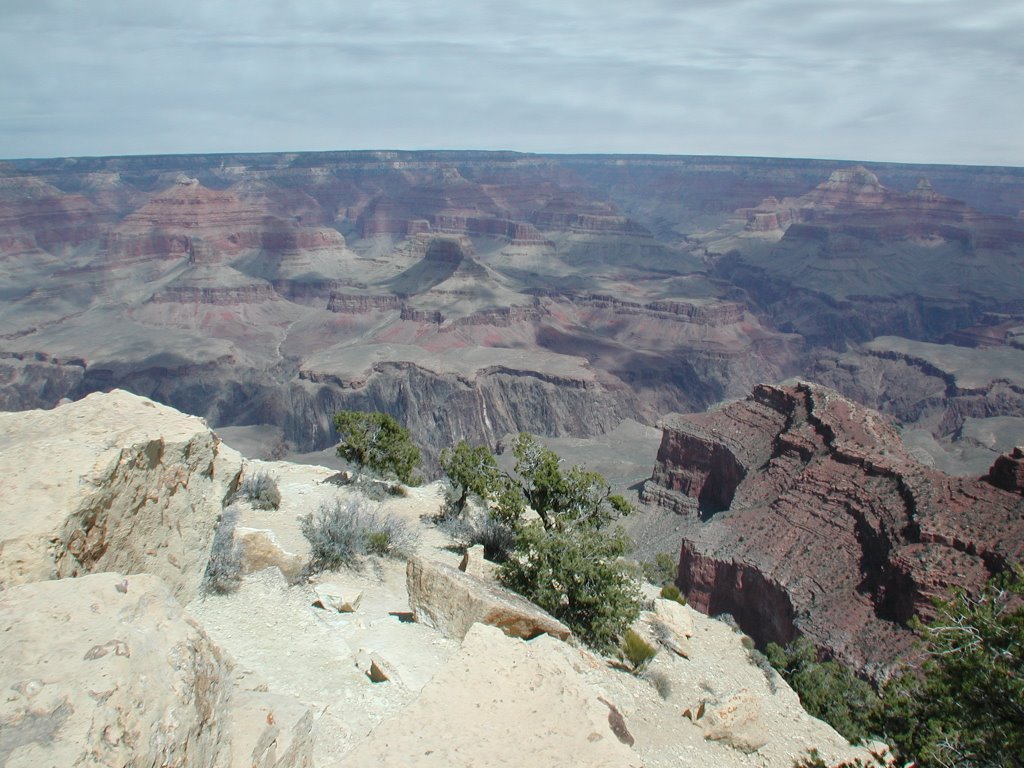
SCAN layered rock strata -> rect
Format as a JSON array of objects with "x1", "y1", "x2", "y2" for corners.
[{"x1": 641, "y1": 382, "x2": 1024, "y2": 677}]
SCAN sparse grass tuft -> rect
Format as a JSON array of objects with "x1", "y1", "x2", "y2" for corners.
[
  {"x1": 239, "y1": 471, "x2": 281, "y2": 510},
  {"x1": 621, "y1": 629, "x2": 658, "y2": 672},
  {"x1": 659, "y1": 584, "x2": 687, "y2": 605}
]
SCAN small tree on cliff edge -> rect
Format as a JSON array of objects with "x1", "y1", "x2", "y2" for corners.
[
  {"x1": 438, "y1": 440, "x2": 502, "y2": 516},
  {"x1": 333, "y1": 410, "x2": 421, "y2": 485},
  {"x1": 440, "y1": 432, "x2": 640, "y2": 652}
]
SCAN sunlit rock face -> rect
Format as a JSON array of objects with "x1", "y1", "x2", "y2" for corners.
[{"x1": 642, "y1": 382, "x2": 1024, "y2": 679}]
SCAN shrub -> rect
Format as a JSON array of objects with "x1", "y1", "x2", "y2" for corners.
[
  {"x1": 878, "y1": 564, "x2": 1024, "y2": 767},
  {"x1": 793, "y1": 749, "x2": 888, "y2": 768},
  {"x1": 300, "y1": 498, "x2": 419, "y2": 573},
  {"x1": 438, "y1": 508, "x2": 518, "y2": 563},
  {"x1": 643, "y1": 552, "x2": 679, "y2": 586},
  {"x1": 621, "y1": 628, "x2": 658, "y2": 671},
  {"x1": 203, "y1": 506, "x2": 243, "y2": 594},
  {"x1": 239, "y1": 471, "x2": 281, "y2": 510},
  {"x1": 439, "y1": 440, "x2": 501, "y2": 516},
  {"x1": 659, "y1": 584, "x2": 686, "y2": 605},
  {"x1": 333, "y1": 411, "x2": 421, "y2": 485},
  {"x1": 498, "y1": 522, "x2": 641, "y2": 653},
  {"x1": 765, "y1": 637, "x2": 880, "y2": 744},
  {"x1": 434, "y1": 432, "x2": 641, "y2": 653}
]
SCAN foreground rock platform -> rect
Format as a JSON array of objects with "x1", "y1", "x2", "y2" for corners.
[
  {"x1": 336, "y1": 623, "x2": 643, "y2": 768},
  {"x1": 0, "y1": 572, "x2": 233, "y2": 768}
]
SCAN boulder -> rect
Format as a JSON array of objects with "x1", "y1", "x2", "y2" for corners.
[
  {"x1": 652, "y1": 598, "x2": 695, "y2": 637},
  {"x1": 354, "y1": 650, "x2": 401, "y2": 685},
  {"x1": 406, "y1": 555, "x2": 571, "y2": 642},
  {"x1": 0, "y1": 572, "x2": 232, "y2": 768},
  {"x1": 313, "y1": 583, "x2": 363, "y2": 613},
  {"x1": 338, "y1": 624, "x2": 642, "y2": 767},
  {"x1": 0, "y1": 390, "x2": 242, "y2": 601},
  {"x1": 698, "y1": 688, "x2": 769, "y2": 754},
  {"x1": 235, "y1": 527, "x2": 306, "y2": 583}
]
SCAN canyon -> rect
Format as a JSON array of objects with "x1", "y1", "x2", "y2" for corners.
[
  {"x1": 2, "y1": 150, "x2": 1023, "y2": 685},
  {"x1": 2, "y1": 152, "x2": 1022, "y2": 472}
]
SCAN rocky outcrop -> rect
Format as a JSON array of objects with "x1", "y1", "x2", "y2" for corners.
[
  {"x1": 986, "y1": 446, "x2": 1024, "y2": 494},
  {"x1": 0, "y1": 390, "x2": 242, "y2": 601},
  {"x1": 642, "y1": 382, "x2": 1024, "y2": 677},
  {"x1": 0, "y1": 572, "x2": 233, "y2": 768},
  {"x1": 228, "y1": 691, "x2": 315, "y2": 768},
  {"x1": 406, "y1": 555, "x2": 572, "y2": 641}
]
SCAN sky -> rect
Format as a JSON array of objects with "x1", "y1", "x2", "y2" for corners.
[{"x1": 2, "y1": 0, "x2": 1022, "y2": 166}]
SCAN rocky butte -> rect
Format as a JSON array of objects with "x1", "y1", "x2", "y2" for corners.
[{"x1": 641, "y1": 381, "x2": 1024, "y2": 678}]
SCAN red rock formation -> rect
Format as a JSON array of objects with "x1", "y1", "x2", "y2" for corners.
[
  {"x1": 986, "y1": 447, "x2": 1024, "y2": 495},
  {"x1": 741, "y1": 166, "x2": 1024, "y2": 249},
  {"x1": 642, "y1": 382, "x2": 1024, "y2": 678},
  {"x1": 109, "y1": 177, "x2": 344, "y2": 264},
  {"x1": 0, "y1": 176, "x2": 110, "y2": 258}
]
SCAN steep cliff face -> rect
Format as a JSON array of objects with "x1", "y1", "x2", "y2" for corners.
[{"x1": 641, "y1": 382, "x2": 1024, "y2": 678}]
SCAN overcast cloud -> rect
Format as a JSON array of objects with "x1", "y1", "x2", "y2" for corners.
[{"x1": 1, "y1": 0, "x2": 1022, "y2": 165}]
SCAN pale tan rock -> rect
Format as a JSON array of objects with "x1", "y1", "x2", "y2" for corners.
[
  {"x1": 0, "y1": 572, "x2": 232, "y2": 768},
  {"x1": 651, "y1": 598, "x2": 695, "y2": 638},
  {"x1": 338, "y1": 624, "x2": 642, "y2": 767},
  {"x1": 313, "y1": 583, "x2": 363, "y2": 613},
  {"x1": 229, "y1": 690, "x2": 315, "y2": 768},
  {"x1": 406, "y1": 555, "x2": 571, "y2": 641},
  {"x1": 699, "y1": 688, "x2": 769, "y2": 753},
  {"x1": 236, "y1": 527, "x2": 305, "y2": 582},
  {"x1": 638, "y1": 599, "x2": 695, "y2": 658},
  {"x1": 0, "y1": 390, "x2": 242, "y2": 601},
  {"x1": 458, "y1": 543, "x2": 498, "y2": 580},
  {"x1": 354, "y1": 649, "x2": 401, "y2": 684}
]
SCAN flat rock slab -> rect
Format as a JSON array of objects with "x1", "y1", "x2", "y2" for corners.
[
  {"x1": 338, "y1": 624, "x2": 642, "y2": 768},
  {"x1": 0, "y1": 390, "x2": 242, "y2": 601},
  {"x1": 0, "y1": 572, "x2": 232, "y2": 768},
  {"x1": 406, "y1": 555, "x2": 571, "y2": 642}
]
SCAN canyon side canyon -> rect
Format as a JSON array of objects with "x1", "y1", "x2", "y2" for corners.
[{"x1": 2, "y1": 150, "x2": 1023, "y2": 676}]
